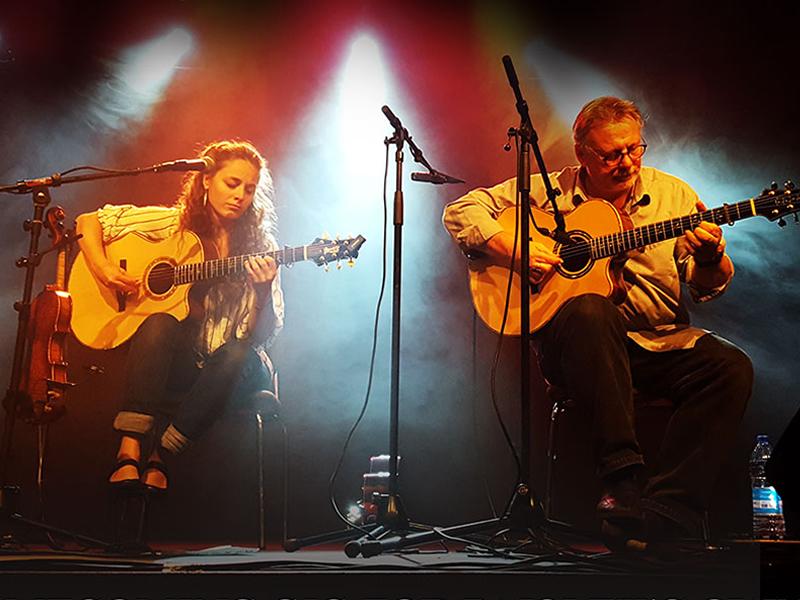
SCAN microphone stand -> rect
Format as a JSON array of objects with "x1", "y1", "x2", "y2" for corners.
[
  {"x1": 340, "y1": 111, "x2": 412, "y2": 558},
  {"x1": 0, "y1": 161, "x2": 205, "y2": 549},
  {"x1": 497, "y1": 53, "x2": 559, "y2": 530},
  {"x1": 283, "y1": 108, "x2": 466, "y2": 556},
  {"x1": 337, "y1": 57, "x2": 567, "y2": 557}
]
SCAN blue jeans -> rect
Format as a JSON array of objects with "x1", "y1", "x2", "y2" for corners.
[
  {"x1": 113, "y1": 313, "x2": 272, "y2": 453},
  {"x1": 537, "y1": 294, "x2": 753, "y2": 533}
]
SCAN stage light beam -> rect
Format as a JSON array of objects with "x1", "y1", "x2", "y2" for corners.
[
  {"x1": 117, "y1": 26, "x2": 194, "y2": 97},
  {"x1": 336, "y1": 32, "x2": 392, "y2": 183},
  {"x1": 86, "y1": 26, "x2": 194, "y2": 133}
]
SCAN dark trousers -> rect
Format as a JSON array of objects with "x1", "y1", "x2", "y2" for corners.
[
  {"x1": 114, "y1": 313, "x2": 272, "y2": 452},
  {"x1": 538, "y1": 294, "x2": 753, "y2": 530}
]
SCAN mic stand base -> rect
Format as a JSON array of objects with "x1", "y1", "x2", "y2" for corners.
[
  {"x1": 347, "y1": 485, "x2": 546, "y2": 558},
  {"x1": 1, "y1": 484, "x2": 111, "y2": 550},
  {"x1": 284, "y1": 493, "x2": 420, "y2": 555},
  {"x1": 343, "y1": 492, "x2": 409, "y2": 557},
  {"x1": 1, "y1": 512, "x2": 112, "y2": 551}
]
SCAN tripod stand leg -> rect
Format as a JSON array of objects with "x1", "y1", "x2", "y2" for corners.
[
  {"x1": 354, "y1": 517, "x2": 504, "y2": 557},
  {"x1": 9, "y1": 511, "x2": 111, "y2": 549},
  {"x1": 348, "y1": 486, "x2": 545, "y2": 557},
  {"x1": 344, "y1": 525, "x2": 385, "y2": 558},
  {"x1": 283, "y1": 523, "x2": 382, "y2": 552}
]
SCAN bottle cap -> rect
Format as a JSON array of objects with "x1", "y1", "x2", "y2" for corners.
[{"x1": 756, "y1": 434, "x2": 770, "y2": 442}]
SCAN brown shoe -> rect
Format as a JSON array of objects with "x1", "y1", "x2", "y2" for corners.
[{"x1": 597, "y1": 476, "x2": 644, "y2": 523}]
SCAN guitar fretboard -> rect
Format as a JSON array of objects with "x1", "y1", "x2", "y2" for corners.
[
  {"x1": 173, "y1": 244, "x2": 318, "y2": 285},
  {"x1": 588, "y1": 198, "x2": 757, "y2": 259}
]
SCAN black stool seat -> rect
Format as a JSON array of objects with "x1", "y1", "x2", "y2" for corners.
[{"x1": 238, "y1": 389, "x2": 281, "y2": 421}]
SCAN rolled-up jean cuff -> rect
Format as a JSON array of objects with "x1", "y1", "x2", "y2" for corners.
[
  {"x1": 597, "y1": 450, "x2": 645, "y2": 479},
  {"x1": 113, "y1": 411, "x2": 154, "y2": 435},
  {"x1": 161, "y1": 424, "x2": 192, "y2": 454},
  {"x1": 642, "y1": 497, "x2": 703, "y2": 537}
]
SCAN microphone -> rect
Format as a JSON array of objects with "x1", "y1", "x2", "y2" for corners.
[
  {"x1": 502, "y1": 55, "x2": 519, "y2": 87},
  {"x1": 411, "y1": 171, "x2": 465, "y2": 185},
  {"x1": 381, "y1": 105, "x2": 404, "y2": 133},
  {"x1": 151, "y1": 156, "x2": 215, "y2": 173}
]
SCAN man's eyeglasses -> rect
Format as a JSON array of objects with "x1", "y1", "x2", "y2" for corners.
[{"x1": 584, "y1": 141, "x2": 648, "y2": 166}]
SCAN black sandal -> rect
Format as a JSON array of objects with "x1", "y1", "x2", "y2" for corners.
[
  {"x1": 109, "y1": 457, "x2": 141, "y2": 490},
  {"x1": 141, "y1": 460, "x2": 169, "y2": 495}
]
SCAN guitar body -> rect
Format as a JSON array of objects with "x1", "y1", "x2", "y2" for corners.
[
  {"x1": 469, "y1": 201, "x2": 626, "y2": 335},
  {"x1": 68, "y1": 231, "x2": 204, "y2": 349}
]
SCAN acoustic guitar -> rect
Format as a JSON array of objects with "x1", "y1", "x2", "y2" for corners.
[
  {"x1": 68, "y1": 231, "x2": 366, "y2": 349},
  {"x1": 469, "y1": 182, "x2": 798, "y2": 335}
]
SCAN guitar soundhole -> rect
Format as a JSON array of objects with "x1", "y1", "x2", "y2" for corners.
[
  {"x1": 555, "y1": 231, "x2": 593, "y2": 278},
  {"x1": 147, "y1": 262, "x2": 175, "y2": 295}
]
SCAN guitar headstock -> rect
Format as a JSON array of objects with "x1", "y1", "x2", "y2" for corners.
[
  {"x1": 756, "y1": 181, "x2": 799, "y2": 226},
  {"x1": 309, "y1": 235, "x2": 367, "y2": 269}
]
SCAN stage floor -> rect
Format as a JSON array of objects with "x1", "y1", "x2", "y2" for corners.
[{"x1": 1, "y1": 539, "x2": 794, "y2": 599}]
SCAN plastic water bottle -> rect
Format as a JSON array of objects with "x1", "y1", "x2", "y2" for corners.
[{"x1": 750, "y1": 434, "x2": 785, "y2": 540}]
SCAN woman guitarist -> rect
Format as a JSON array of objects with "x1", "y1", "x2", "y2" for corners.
[{"x1": 75, "y1": 140, "x2": 283, "y2": 493}]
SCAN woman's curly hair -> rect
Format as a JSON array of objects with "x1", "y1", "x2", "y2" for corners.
[
  {"x1": 174, "y1": 139, "x2": 277, "y2": 256},
  {"x1": 173, "y1": 140, "x2": 278, "y2": 329}
]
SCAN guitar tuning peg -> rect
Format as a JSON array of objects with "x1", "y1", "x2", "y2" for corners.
[
  {"x1": 321, "y1": 232, "x2": 330, "y2": 240},
  {"x1": 785, "y1": 180, "x2": 795, "y2": 191},
  {"x1": 348, "y1": 258, "x2": 355, "y2": 267},
  {"x1": 771, "y1": 181, "x2": 779, "y2": 191},
  {"x1": 336, "y1": 262, "x2": 342, "y2": 270},
  {"x1": 778, "y1": 217, "x2": 787, "y2": 227},
  {"x1": 323, "y1": 264, "x2": 329, "y2": 272}
]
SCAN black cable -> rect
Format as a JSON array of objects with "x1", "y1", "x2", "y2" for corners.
[
  {"x1": 59, "y1": 165, "x2": 135, "y2": 176},
  {"x1": 487, "y1": 136, "x2": 524, "y2": 517},
  {"x1": 471, "y1": 309, "x2": 498, "y2": 518},
  {"x1": 325, "y1": 142, "x2": 391, "y2": 535}
]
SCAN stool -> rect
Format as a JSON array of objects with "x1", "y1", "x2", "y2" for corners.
[
  {"x1": 542, "y1": 383, "x2": 711, "y2": 542},
  {"x1": 543, "y1": 386, "x2": 573, "y2": 522},
  {"x1": 111, "y1": 373, "x2": 288, "y2": 552},
  {"x1": 238, "y1": 370, "x2": 287, "y2": 550}
]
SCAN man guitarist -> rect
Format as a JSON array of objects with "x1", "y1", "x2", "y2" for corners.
[
  {"x1": 75, "y1": 140, "x2": 283, "y2": 494},
  {"x1": 443, "y1": 97, "x2": 753, "y2": 551}
]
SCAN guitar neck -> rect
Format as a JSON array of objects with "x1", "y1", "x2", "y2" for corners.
[
  {"x1": 174, "y1": 245, "x2": 312, "y2": 285},
  {"x1": 591, "y1": 198, "x2": 758, "y2": 259}
]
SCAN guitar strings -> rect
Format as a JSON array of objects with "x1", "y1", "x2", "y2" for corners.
[
  {"x1": 122, "y1": 241, "x2": 358, "y2": 286},
  {"x1": 548, "y1": 196, "x2": 788, "y2": 262}
]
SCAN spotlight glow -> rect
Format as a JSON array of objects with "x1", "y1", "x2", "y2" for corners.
[
  {"x1": 524, "y1": 40, "x2": 623, "y2": 132},
  {"x1": 88, "y1": 26, "x2": 194, "y2": 132},
  {"x1": 336, "y1": 32, "x2": 392, "y2": 182},
  {"x1": 118, "y1": 27, "x2": 194, "y2": 96}
]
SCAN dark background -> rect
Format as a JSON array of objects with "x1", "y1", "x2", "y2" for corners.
[{"x1": 0, "y1": 0, "x2": 798, "y2": 544}]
